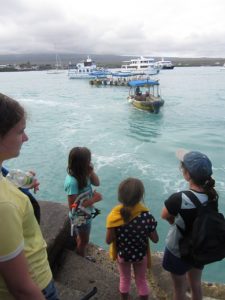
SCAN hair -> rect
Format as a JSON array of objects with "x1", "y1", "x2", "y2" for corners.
[
  {"x1": 181, "y1": 162, "x2": 218, "y2": 202},
  {"x1": 0, "y1": 93, "x2": 25, "y2": 138},
  {"x1": 67, "y1": 147, "x2": 91, "y2": 190},
  {"x1": 118, "y1": 178, "x2": 145, "y2": 223}
]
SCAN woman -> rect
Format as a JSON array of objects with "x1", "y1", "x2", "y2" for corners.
[
  {"x1": 161, "y1": 149, "x2": 218, "y2": 300},
  {"x1": 0, "y1": 93, "x2": 59, "y2": 299}
]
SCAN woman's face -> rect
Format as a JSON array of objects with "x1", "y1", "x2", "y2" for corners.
[{"x1": 0, "y1": 117, "x2": 28, "y2": 162}]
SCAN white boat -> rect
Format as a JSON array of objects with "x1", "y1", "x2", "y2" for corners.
[
  {"x1": 155, "y1": 58, "x2": 174, "y2": 70},
  {"x1": 120, "y1": 56, "x2": 160, "y2": 75},
  {"x1": 68, "y1": 56, "x2": 101, "y2": 79},
  {"x1": 220, "y1": 63, "x2": 225, "y2": 71},
  {"x1": 47, "y1": 54, "x2": 65, "y2": 74}
]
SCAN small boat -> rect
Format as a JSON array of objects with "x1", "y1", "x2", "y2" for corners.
[
  {"x1": 120, "y1": 56, "x2": 161, "y2": 75},
  {"x1": 220, "y1": 63, "x2": 225, "y2": 71},
  {"x1": 68, "y1": 56, "x2": 109, "y2": 79},
  {"x1": 89, "y1": 71, "x2": 153, "y2": 86},
  {"x1": 127, "y1": 79, "x2": 164, "y2": 113},
  {"x1": 155, "y1": 58, "x2": 174, "y2": 70}
]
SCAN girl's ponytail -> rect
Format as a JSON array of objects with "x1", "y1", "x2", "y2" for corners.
[
  {"x1": 203, "y1": 177, "x2": 218, "y2": 202},
  {"x1": 120, "y1": 206, "x2": 131, "y2": 223},
  {"x1": 118, "y1": 177, "x2": 145, "y2": 223}
]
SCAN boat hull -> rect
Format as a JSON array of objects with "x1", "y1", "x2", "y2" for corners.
[
  {"x1": 162, "y1": 65, "x2": 174, "y2": 70},
  {"x1": 69, "y1": 74, "x2": 96, "y2": 79},
  {"x1": 129, "y1": 97, "x2": 164, "y2": 113}
]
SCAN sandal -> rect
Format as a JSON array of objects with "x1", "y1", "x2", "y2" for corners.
[{"x1": 85, "y1": 255, "x2": 96, "y2": 263}]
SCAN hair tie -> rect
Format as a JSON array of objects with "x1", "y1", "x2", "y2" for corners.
[{"x1": 203, "y1": 178, "x2": 214, "y2": 189}]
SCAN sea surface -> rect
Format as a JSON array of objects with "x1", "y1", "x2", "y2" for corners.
[{"x1": 1, "y1": 67, "x2": 225, "y2": 283}]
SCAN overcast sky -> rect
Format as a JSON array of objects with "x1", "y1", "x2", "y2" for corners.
[{"x1": 1, "y1": 0, "x2": 225, "y2": 57}]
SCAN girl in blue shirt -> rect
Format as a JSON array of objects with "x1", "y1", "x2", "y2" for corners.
[{"x1": 64, "y1": 147, "x2": 102, "y2": 256}]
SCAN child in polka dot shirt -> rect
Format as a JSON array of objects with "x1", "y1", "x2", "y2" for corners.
[{"x1": 106, "y1": 178, "x2": 159, "y2": 300}]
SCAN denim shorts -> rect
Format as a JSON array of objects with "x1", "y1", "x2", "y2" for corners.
[
  {"x1": 42, "y1": 280, "x2": 59, "y2": 300},
  {"x1": 162, "y1": 248, "x2": 203, "y2": 276},
  {"x1": 76, "y1": 222, "x2": 91, "y2": 234}
]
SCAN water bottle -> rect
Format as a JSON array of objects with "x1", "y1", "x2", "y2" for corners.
[{"x1": 6, "y1": 169, "x2": 35, "y2": 188}]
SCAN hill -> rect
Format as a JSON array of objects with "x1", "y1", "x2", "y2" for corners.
[{"x1": 0, "y1": 53, "x2": 225, "y2": 68}]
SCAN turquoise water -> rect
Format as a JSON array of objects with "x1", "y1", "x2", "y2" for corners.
[{"x1": 1, "y1": 67, "x2": 225, "y2": 283}]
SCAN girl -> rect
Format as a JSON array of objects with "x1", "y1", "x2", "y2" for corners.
[
  {"x1": 106, "y1": 178, "x2": 158, "y2": 300},
  {"x1": 64, "y1": 147, "x2": 102, "y2": 256},
  {"x1": 161, "y1": 149, "x2": 218, "y2": 300},
  {"x1": 0, "y1": 93, "x2": 58, "y2": 299}
]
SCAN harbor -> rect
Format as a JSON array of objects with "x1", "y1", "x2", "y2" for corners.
[{"x1": 1, "y1": 66, "x2": 225, "y2": 284}]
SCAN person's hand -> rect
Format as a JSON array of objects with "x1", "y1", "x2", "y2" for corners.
[
  {"x1": 92, "y1": 191, "x2": 102, "y2": 203},
  {"x1": 32, "y1": 178, "x2": 40, "y2": 194},
  {"x1": 28, "y1": 171, "x2": 40, "y2": 193},
  {"x1": 88, "y1": 163, "x2": 94, "y2": 175}
]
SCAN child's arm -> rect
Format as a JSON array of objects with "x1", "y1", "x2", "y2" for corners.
[
  {"x1": 81, "y1": 191, "x2": 102, "y2": 208},
  {"x1": 161, "y1": 206, "x2": 175, "y2": 224},
  {"x1": 149, "y1": 230, "x2": 159, "y2": 243},
  {"x1": 106, "y1": 228, "x2": 116, "y2": 244},
  {"x1": 90, "y1": 171, "x2": 100, "y2": 186}
]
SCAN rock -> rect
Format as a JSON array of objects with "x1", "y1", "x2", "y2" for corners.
[{"x1": 39, "y1": 200, "x2": 225, "y2": 300}]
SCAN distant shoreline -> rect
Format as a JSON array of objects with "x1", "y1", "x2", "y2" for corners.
[{"x1": 0, "y1": 53, "x2": 225, "y2": 70}]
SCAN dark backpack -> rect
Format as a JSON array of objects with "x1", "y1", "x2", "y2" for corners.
[{"x1": 178, "y1": 191, "x2": 225, "y2": 266}]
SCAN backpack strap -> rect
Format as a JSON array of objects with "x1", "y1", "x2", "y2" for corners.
[
  {"x1": 176, "y1": 190, "x2": 202, "y2": 236},
  {"x1": 182, "y1": 190, "x2": 203, "y2": 209}
]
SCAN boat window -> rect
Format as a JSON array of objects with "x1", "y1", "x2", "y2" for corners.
[{"x1": 84, "y1": 61, "x2": 92, "y2": 66}]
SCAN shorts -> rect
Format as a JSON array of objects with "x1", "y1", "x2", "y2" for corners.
[
  {"x1": 76, "y1": 222, "x2": 91, "y2": 234},
  {"x1": 162, "y1": 248, "x2": 203, "y2": 275},
  {"x1": 42, "y1": 280, "x2": 59, "y2": 300}
]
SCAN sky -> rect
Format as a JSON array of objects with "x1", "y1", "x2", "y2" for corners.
[{"x1": 1, "y1": 0, "x2": 225, "y2": 57}]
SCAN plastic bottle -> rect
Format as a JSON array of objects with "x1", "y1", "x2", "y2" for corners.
[{"x1": 6, "y1": 169, "x2": 35, "y2": 188}]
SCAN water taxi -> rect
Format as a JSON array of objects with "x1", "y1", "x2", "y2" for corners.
[
  {"x1": 89, "y1": 71, "x2": 151, "y2": 86},
  {"x1": 127, "y1": 79, "x2": 164, "y2": 113}
]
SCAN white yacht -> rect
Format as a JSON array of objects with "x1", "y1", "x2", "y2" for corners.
[
  {"x1": 220, "y1": 63, "x2": 225, "y2": 71},
  {"x1": 155, "y1": 58, "x2": 174, "y2": 69},
  {"x1": 120, "y1": 56, "x2": 160, "y2": 75},
  {"x1": 68, "y1": 56, "x2": 99, "y2": 79}
]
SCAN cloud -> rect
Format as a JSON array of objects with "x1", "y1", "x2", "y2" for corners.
[{"x1": 0, "y1": 0, "x2": 225, "y2": 57}]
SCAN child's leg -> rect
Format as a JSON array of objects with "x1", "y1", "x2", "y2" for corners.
[
  {"x1": 133, "y1": 256, "x2": 149, "y2": 299},
  {"x1": 76, "y1": 223, "x2": 91, "y2": 256},
  {"x1": 117, "y1": 256, "x2": 132, "y2": 299}
]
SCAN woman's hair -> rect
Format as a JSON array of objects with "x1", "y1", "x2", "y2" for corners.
[
  {"x1": 181, "y1": 162, "x2": 218, "y2": 202},
  {"x1": 67, "y1": 147, "x2": 91, "y2": 190},
  {"x1": 0, "y1": 93, "x2": 25, "y2": 137},
  {"x1": 118, "y1": 178, "x2": 145, "y2": 223}
]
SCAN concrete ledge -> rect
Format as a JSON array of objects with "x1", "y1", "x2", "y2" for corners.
[
  {"x1": 39, "y1": 201, "x2": 70, "y2": 270},
  {"x1": 39, "y1": 200, "x2": 225, "y2": 300}
]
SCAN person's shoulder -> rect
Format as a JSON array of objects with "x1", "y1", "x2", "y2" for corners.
[
  {"x1": 64, "y1": 174, "x2": 78, "y2": 192},
  {"x1": 167, "y1": 191, "x2": 183, "y2": 202},
  {"x1": 164, "y1": 191, "x2": 184, "y2": 214},
  {"x1": 65, "y1": 174, "x2": 77, "y2": 184}
]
